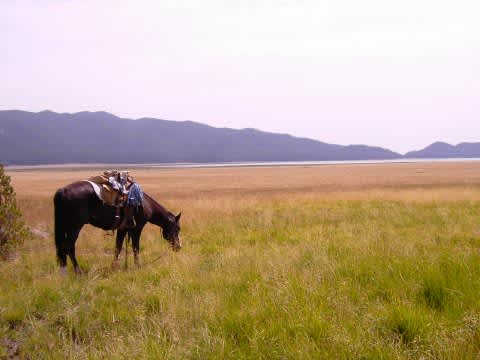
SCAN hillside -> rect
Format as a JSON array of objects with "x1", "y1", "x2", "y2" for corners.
[
  {"x1": 1, "y1": 110, "x2": 479, "y2": 165},
  {"x1": 0, "y1": 110, "x2": 399, "y2": 165},
  {"x1": 405, "y1": 141, "x2": 480, "y2": 159}
]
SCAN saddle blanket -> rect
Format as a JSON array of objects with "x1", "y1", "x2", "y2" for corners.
[
  {"x1": 84, "y1": 180, "x2": 123, "y2": 206},
  {"x1": 85, "y1": 180, "x2": 102, "y2": 200}
]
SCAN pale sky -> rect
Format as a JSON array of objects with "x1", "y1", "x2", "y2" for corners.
[{"x1": 1, "y1": 0, "x2": 479, "y2": 153}]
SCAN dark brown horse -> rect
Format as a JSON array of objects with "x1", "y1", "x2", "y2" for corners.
[{"x1": 54, "y1": 181, "x2": 181, "y2": 273}]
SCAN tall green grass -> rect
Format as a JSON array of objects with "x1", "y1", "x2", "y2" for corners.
[{"x1": 1, "y1": 199, "x2": 480, "y2": 358}]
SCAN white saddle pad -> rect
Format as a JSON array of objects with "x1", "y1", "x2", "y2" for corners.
[{"x1": 84, "y1": 180, "x2": 103, "y2": 201}]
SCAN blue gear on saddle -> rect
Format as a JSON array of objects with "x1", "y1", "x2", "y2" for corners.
[{"x1": 127, "y1": 183, "x2": 144, "y2": 207}]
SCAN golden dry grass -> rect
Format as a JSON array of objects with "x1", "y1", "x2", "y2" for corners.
[{"x1": 10, "y1": 161, "x2": 480, "y2": 219}]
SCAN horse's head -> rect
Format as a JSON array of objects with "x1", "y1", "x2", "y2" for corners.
[{"x1": 162, "y1": 213, "x2": 182, "y2": 251}]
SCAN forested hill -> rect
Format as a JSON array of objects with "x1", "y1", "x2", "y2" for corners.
[
  {"x1": 0, "y1": 110, "x2": 401, "y2": 165},
  {"x1": 2, "y1": 110, "x2": 479, "y2": 165}
]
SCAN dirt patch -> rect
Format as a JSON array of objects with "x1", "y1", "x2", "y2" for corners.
[
  {"x1": 29, "y1": 228, "x2": 50, "y2": 239},
  {"x1": 1, "y1": 337, "x2": 20, "y2": 359}
]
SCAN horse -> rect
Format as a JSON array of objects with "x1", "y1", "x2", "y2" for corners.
[{"x1": 53, "y1": 180, "x2": 181, "y2": 274}]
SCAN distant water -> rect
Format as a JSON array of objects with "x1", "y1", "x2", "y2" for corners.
[
  {"x1": 147, "y1": 158, "x2": 480, "y2": 168},
  {"x1": 6, "y1": 158, "x2": 480, "y2": 171}
]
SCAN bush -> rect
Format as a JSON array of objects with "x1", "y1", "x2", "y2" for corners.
[{"x1": 0, "y1": 164, "x2": 29, "y2": 259}]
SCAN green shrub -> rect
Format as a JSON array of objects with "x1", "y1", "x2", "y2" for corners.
[
  {"x1": 421, "y1": 274, "x2": 448, "y2": 310},
  {"x1": 386, "y1": 306, "x2": 430, "y2": 345},
  {"x1": 0, "y1": 164, "x2": 29, "y2": 259}
]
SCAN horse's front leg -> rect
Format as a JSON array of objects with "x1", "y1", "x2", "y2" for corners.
[
  {"x1": 113, "y1": 229, "x2": 127, "y2": 266},
  {"x1": 131, "y1": 226, "x2": 144, "y2": 268},
  {"x1": 132, "y1": 234, "x2": 140, "y2": 267}
]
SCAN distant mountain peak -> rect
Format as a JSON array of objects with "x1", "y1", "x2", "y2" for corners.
[
  {"x1": 428, "y1": 141, "x2": 453, "y2": 148},
  {"x1": 73, "y1": 111, "x2": 119, "y2": 118},
  {"x1": 405, "y1": 141, "x2": 480, "y2": 158}
]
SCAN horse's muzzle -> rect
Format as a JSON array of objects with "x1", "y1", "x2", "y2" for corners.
[{"x1": 172, "y1": 238, "x2": 182, "y2": 252}]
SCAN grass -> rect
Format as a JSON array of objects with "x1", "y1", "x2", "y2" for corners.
[{"x1": 1, "y1": 162, "x2": 480, "y2": 358}]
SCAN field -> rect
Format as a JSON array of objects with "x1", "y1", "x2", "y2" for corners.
[{"x1": 2, "y1": 162, "x2": 480, "y2": 359}]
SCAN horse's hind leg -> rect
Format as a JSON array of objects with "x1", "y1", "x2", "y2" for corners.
[
  {"x1": 66, "y1": 227, "x2": 82, "y2": 274},
  {"x1": 57, "y1": 249, "x2": 68, "y2": 275},
  {"x1": 55, "y1": 233, "x2": 68, "y2": 274}
]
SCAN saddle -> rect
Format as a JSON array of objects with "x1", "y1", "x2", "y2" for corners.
[
  {"x1": 88, "y1": 170, "x2": 134, "y2": 207},
  {"x1": 87, "y1": 170, "x2": 143, "y2": 230}
]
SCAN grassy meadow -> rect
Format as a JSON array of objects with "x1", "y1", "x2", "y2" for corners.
[{"x1": 1, "y1": 162, "x2": 480, "y2": 359}]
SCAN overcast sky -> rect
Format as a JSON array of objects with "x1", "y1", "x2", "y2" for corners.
[{"x1": 1, "y1": 0, "x2": 479, "y2": 153}]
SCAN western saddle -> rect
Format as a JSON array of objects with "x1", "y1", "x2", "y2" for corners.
[{"x1": 88, "y1": 170, "x2": 137, "y2": 229}]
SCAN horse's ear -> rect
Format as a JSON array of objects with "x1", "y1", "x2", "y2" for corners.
[{"x1": 175, "y1": 212, "x2": 181, "y2": 222}]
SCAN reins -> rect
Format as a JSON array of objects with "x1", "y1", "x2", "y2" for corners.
[
  {"x1": 142, "y1": 249, "x2": 170, "y2": 267},
  {"x1": 108, "y1": 228, "x2": 169, "y2": 269}
]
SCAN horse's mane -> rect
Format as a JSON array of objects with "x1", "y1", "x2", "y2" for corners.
[{"x1": 143, "y1": 192, "x2": 175, "y2": 224}]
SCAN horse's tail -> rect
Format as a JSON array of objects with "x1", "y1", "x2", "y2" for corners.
[{"x1": 54, "y1": 189, "x2": 67, "y2": 266}]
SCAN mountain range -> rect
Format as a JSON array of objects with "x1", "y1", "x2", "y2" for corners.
[{"x1": 0, "y1": 110, "x2": 479, "y2": 165}]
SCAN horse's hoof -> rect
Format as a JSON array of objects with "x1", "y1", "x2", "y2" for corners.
[{"x1": 59, "y1": 267, "x2": 67, "y2": 276}]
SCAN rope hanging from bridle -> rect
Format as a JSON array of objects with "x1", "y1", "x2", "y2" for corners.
[
  {"x1": 125, "y1": 231, "x2": 130, "y2": 269},
  {"x1": 108, "y1": 228, "x2": 168, "y2": 269}
]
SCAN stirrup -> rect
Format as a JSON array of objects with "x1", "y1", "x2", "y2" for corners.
[{"x1": 125, "y1": 219, "x2": 136, "y2": 229}]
